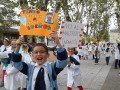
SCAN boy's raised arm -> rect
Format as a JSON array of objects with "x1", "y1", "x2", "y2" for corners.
[
  {"x1": 49, "y1": 31, "x2": 68, "y2": 75},
  {"x1": 11, "y1": 52, "x2": 28, "y2": 75}
]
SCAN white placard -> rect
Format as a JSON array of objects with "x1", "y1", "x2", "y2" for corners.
[{"x1": 58, "y1": 21, "x2": 84, "y2": 48}]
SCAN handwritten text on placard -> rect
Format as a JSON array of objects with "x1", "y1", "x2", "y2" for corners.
[{"x1": 59, "y1": 21, "x2": 84, "y2": 48}]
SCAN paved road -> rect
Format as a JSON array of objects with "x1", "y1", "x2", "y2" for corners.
[
  {"x1": 0, "y1": 52, "x2": 119, "y2": 90},
  {"x1": 58, "y1": 53, "x2": 115, "y2": 90}
]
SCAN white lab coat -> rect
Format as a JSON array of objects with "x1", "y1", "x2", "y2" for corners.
[
  {"x1": 114, "y1": 47, "x2": 120, "y2": 60},
  {"x1": 0, "y1": 45, "x2": 10, "y2": 70},
  {"x1": 0, "y1": 45, "x2": 10, "y2": 52},
  {"x1": 5, "y1": 64, "x2": 19, "y2": 90},
  {"x1": 104, "y1": 47, "x2": 112, "y2": 57},
  {"x1": 67, "y1": 54, "x2": 82, "y2": 87},
  {"x1": 88, "y1": 44, "x2": 93, "y2": 52},
  {"x1": 0, "y1": 47, "x2": 20, "y2": 90},
  {"x1": 83, "y1": 46, "x2": 89, "y2": 56},
  {"x1": 77, "y1": 48, "x2": 84, "y2": 56},
  {"x1": 17, "y1": 51, "x2": 32, "y2": 89}
]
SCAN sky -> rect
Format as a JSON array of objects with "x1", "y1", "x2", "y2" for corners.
[{"x1": 109, "y1": 15, "x2": 117, "y2": 30}]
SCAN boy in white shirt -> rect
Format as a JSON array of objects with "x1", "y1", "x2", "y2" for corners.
[{"x1": 11, "y1": 31, "x2": 68, "y2": 90}]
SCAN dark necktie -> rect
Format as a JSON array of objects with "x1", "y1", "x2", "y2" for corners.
[
  {"x1": 3, "y1": 48, "x2": 6, "y2": 52},
  {"x1": 34, "y1": 67, "x2": 46, "y2": 90}
]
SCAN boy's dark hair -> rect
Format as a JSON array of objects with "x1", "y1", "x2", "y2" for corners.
[{"x1": 32, "y1": 43, "x2": 49, "y2": 53}]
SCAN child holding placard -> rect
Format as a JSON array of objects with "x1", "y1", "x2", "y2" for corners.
[
  {"x1": 10, "y1": 31, "x2": 68, "y2": 90},
  {"x1": 67, "y1": 47, "x2": 83, "y2": 90}
]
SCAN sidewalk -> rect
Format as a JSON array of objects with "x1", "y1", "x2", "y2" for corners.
[
  {"x1": 57, "y1": 53, "x2": 117, "y2": 90},
  {"x1": 102, "y1": 63, "x2": 120, "y2": 90},
  {"x1": 0, "y1": 52, "x2": 119, "y2": 90}
]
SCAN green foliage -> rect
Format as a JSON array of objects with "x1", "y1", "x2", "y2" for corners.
[
  {"x1": 102, "y1": 30, "x2": 109, "y2": 41},
  {"x1": 0, "y1": 0, "x2": 18, "y2": 30},
  {"x1": 0, "y1": 0, "x2": 119, "y2": 41}
]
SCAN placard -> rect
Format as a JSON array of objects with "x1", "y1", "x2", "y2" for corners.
[
  {"x1": 58, "y1": 21, "x2": 84, "y2": 48},
  {"x1": 20, "y1": 9, "x2": 58, "y2": 36}
]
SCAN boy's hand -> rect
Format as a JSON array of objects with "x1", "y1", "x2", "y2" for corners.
[
  {"x1": 11, "y1": 52, "x2": 22, "y2": 62},
  {"x1": 49, "y1": 31, "x2": 61, "y2": 47}
]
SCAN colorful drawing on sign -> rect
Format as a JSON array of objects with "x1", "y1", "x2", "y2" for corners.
[
  {"x1": 58, "y1": 21, "x2": 84, "y2": 48},
  {"x1": 45, "y1": 13, "x2": 54, "y2": 24},
  {"x1": 20, "y1": 9, "x2": 58, "y2": 36},
  {"x1": 20, "y1": 16, "x2": 26, "y2": 26}
]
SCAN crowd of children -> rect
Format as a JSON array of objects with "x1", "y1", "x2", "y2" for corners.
[
  {"x1": 0, "y1": 32, "x2": 83, "y2": 90},
  {"x1": 77, "y1": 41, "x2": 120, "y2": 68},
  {"x1": 0, "y1": 31, "x2": 120, "y2": 90}
]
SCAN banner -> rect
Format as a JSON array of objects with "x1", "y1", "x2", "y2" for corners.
[{"x1": 20, "y1": 9, "x2": 58, "y2": 36}]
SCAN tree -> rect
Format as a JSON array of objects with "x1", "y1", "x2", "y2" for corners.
[
  {"x1": 102, "y1": 30, "x2": 109, "y2": 41},
  {"x1": 114, "y1": 0, "x2": 120, "y2": 33},
  {"x1": 0, "y1": 0, "x2": 19, "y2": 31},
  {"x1": 1, "y1": 0, "x2": 118, "y2": 42}
]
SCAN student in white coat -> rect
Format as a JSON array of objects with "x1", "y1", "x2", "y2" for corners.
[
  {"x1": 15, "y1": 40, "x2": 32, "y2": 90},
  {"x1": 88, "y1": 43, "x2": 93, "y2": 54},
  {"x1": 114, "y1": 43, "x2": 120, "y2": 69},
  {"x1": 0, "y1": 40, "x2": 20, "y2": 90},
  {"x1": 83, "y1": 44, "x2": 89, "y2": 60},
  {"x1": 104, "y1": 43, "x2": 112, "y2": 65},
  {"x1": 0, "y1": 38, "x2": 10, "y2": 87},
  {"x1": 77, "y1": 47, "x2": 84, "y2": 60},
  {"x1": 93, "y1": 43, "x2": 101, "y2": 64},
  {"x1": 67, "y1": 47, "x2": 83, "y2": 90}
]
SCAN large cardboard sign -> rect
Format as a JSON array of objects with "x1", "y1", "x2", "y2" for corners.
[
  {"x1": 20, "y1": 9, "x2": 58, "y2": 36},
  {"x1": 58, "y1": 21, "x2": 84, "y2": 48}
]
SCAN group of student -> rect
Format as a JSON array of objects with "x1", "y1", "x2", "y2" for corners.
[
  {"x1": 0, "y1": 31, "x2": 83, "y2": 90},
  {"x1": 0, "y1": 36, "x2": 32, "y2": 90},
  {"x1": 77, "y1": 42, "x2": 120, "y2": 68},
  {"x1": 99, "y1": 42, "x2": 120, "y2": 68}
]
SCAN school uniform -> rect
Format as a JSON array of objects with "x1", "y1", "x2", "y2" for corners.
[
  {"x1": 88, "y1": 44, "x2": 92, "y2": 53},
  {"x1": 17, "y1": 51, "x2": 32, "y2": 89},
  {"x1": 0, "y1": 45, "x2": 10, "y2": 84},
  {"x1": 5, "y1": 64, "x2": 19, "y2": 90},
  {"x1": 67, "y1": 54, "x2": 83, "y2": 90},
  {"x1": 77, "y1": 48, "x2": 83, "y2": 60},
  {"x1": 83, "y1": 45, "x2": 89, "y2": 60},
  {"x1": 32, "y1": 62, "x2": 52, "y2": 90},
  {"x1": 0, "y1": 45, "x2": 10, "y2": 68},
  {"x1": 94, "y1": 46, "x2": 101, "y2": 64},
  {"x1": 12, "y1": 46, "x2": 68, "y2": 90},
  {"x1": 114, "y1": 46, "x2": 120, "y2": 69},
  {"x1": 104, "y1": 47, "x2": 111, "y2": 65},
  {"x1": 0, "y1": 46, "x2": 20, "y2": 90}
]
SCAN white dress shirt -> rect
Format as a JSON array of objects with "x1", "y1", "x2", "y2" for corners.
[{"x1": 32, "y1": 61, "x2": 52, "y2": 90}]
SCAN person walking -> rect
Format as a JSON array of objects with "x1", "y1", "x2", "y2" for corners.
[
  {"x1": 104, "y1": 43, "x2": 111, "y2": 65},
  {"x1": 2, "y1": 40, "x2": 20, "y2": 90},
  {"x1": 0, "y1": 38, "x2": 10, "y2": 87},
  {"x1": 67, "y1": 47, "x2": 83, "y2": 90},
  {"x1": 94, "y1": 43, "x2": 101, "y2": 64},
  {"x1": 114, "y1": 43, "x2": 120, "y2": 69}
]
